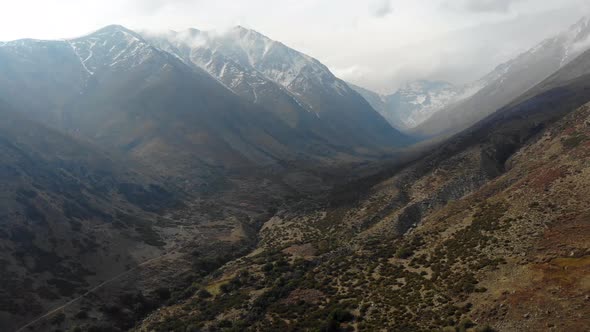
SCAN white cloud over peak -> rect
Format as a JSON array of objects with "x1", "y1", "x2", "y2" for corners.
[
  {"x1": 443, "y1": 0, "x2": 523, "y2": 13},
  {"x1": 0, "y1": 0, "x2": 589, "y2": 92},
  {"x1": 370, "y1": 0, "x2": 393, "y2": 18}
]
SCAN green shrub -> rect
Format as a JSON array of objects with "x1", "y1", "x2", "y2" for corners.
[
  {"x1": 476, "y1": 324, "x2": 496, "y2": 332},
  {"x1": 50, "y1": 312, "x2": 65, "y2": 325},
  {"x1": 74, "y1": 310, "x2": 88, "y2": 319},
  {"x1": 395, "y1": 246, "x2": 414, "y2": 259},
  {"x1": 155, "y1": 287, "x2": 171, "y2": 300},
  {"x1": 330, "y1": 308, "x2": 354, "y2": 322},
  {"x1": 458, "y1": 318, "x2": 475, "y2": 332},
  {"x1": 197, "y1": 289, "x2": 212, "y2": 299},
  {"x1": 562, "y1": 133, "x2": 586, "y2": 149}
]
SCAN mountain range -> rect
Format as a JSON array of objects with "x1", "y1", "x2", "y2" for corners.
[
  {"x1": 0, "y1": 25, "x2": 410, "y2": 186},
  {"x1": 147, "y1": 26, "x2": 411, "y2": 149},
  {"x1": 1, "y1": 16, "x2": 590, "y2": 332}
]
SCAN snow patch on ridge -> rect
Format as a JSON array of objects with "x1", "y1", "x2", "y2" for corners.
[
  {"x1": 67, "y1": 40, "x2": 94, "y2": 76},
  {"x1": 67, "y1": 26, "x2": 156, "y2": 74}
]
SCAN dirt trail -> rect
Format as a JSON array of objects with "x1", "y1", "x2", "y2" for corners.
[{"x1": 14, "y1": 249, "x2": 181, "y2": 332}]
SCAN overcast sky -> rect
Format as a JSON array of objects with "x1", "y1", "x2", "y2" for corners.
[{"x1": 1, "y1": 0, "x2": 589, "y2": 93}]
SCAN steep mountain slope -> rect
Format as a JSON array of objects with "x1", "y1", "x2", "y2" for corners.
[
  {"x1": 414, "y1": 16, "x2": 590, "y2": 137},
  {"x1": 0, "y1": 102, "x2": 183, "y2": 330},
  {"x1": 146, "y1": 29, "x2": 320, "y2": 134},
  {"x1": 63, "y1": 26, "x2": 300, "y2": 176},
  {"x1": 0, "y1": 39, "x2": 86, "y2": 126},
  {"x1": 145, "y1": 27, "x2": 409, "y2": 149},
  {"x1": 133, "y1": 40, "x2": 590, "y2": 332}
]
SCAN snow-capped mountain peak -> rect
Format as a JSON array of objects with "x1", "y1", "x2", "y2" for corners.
[
  {"x1": 145, "y1": 25, "x2": 353, "y2": 108},
  {"x1": 229, "y1": 25, "x2": 278, "y2": 62},
  {"x1": 141, "y1": 25, "x2": 405, "y2": 147},
  {"x1": 67, "y1": 25, "x2": 158, "y2": 75},
  {"x1": 209, "y1": 26, "x2": 325, "y2": 90}
]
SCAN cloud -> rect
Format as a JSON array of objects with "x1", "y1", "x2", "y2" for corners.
[
  {"x1": 330, "y1": 6, "x2": 589, "y2": 93},
  {"x1": 443, "y1": 0, "x2": 522, "y2": 13},
  {"x1": 332, "y1": 65, "x2": 373, "y2": 81},
  {"x1": 0, "y1": 0, "x2": 588, "y2": 93},
  {"x1": 369, "y1": 0, "x2": 393, "y2": 18},
  {"x1": 131, "y1": 0, "x2": 196, "y2": 14},
  {"x1": 572, "y1": 33, "x2": 590, "y2": 53}
]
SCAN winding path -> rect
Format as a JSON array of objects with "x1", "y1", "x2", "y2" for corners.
[{"x1": 14, "y1": 249, "x2": 180, "y2": 332}]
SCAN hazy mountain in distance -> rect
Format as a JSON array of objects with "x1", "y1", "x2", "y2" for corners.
[
  {"x1": 144, "y1": 26, "x2": 411, "y2": 150},
  {"x1": 413, "y1": 16, "x2": 590, "y2": 137},
  {"x1": 0, "y1": 25, "x2": 411, "y2": 189},
  {"x1": 349, "y1": 80, "x2": 482, "y2": 130},
  {"x1": 346, "y1": 83, "x2": 395, "y2": 127},
  {"x1": 0, "y1": 25, "x2": 259, "y2": 181}
]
